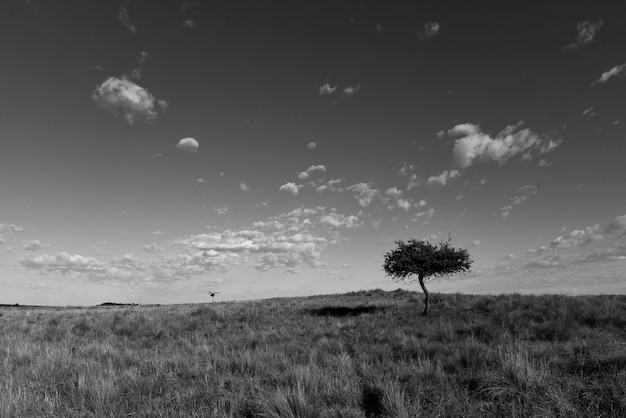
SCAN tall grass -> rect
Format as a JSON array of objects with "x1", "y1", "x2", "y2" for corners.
[{"x1": 1, "y1": 291, "x2": 625, "y2": 416}]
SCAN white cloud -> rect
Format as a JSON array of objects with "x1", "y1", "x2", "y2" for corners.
[
  {"x1": 137, "y1": 51, "x2": 150, "y2": 63},
  {"x1": 182, "y1": 20, "x2": 196, "y2": 29},
  {"x1": 152, "y1": 231, "x2": 162, "y2": 235},
  {"x1": 176, "y1": 137, "x2": 199, "y2": 153},
  {"x1": 24, "y1": 240, "x2": 42, "y2": 252},
  {"x1": 279, "y1": 182, "x2": 300, "y2": 195},
  {"x1": 447, "y1": 122, "x2": 561, "y2": 168},
  {"x1": 196, "y1": 178, "x2": 208, "y2": 183},
  {"x1": 497, "y1": 185, "x2": 538, "y2": 218},
  {"x1": 376, "y1": 24, "x2": 383, "y2": 33},
  {"x1": 143, "y1": 244, "x2": 164, "y2": 253},
  {"x1": 470, "y1": 240, "x2": 481, "y2": 247},
  {"x1": 418, "y1": 22, "x2": 440, "y2": 40},
  {"x1": 240, "y1": 182, "x2": 250, "y2": 192},
  {"x1": 347, "y1": 183, "x2": 379, "y2": 207},
  {"x1": 130, "y1": 68, "x2": 141, "y2": 80},
  {"x1": 580, "y1": 106, "x2": 596, "y2": 119},
  {"x1": 93, "y1": 76, "x2": 167, "y2": 124},
  {"x1": 342, "y1": 83, "x2": 360, "y2": 98},
  {"x1": 20, "y1": 252, "x2": 108, "y2": 275},
  {"x1": 319, "y1": 84, "x2": 337, "y2": 95},
  {"x1": 564, "y1": 18, "x2": 603, "y2": 50},
  {"x1": 384, "y1": 187, "x2": 402, "y2": 198},
  {"x1": 426, "y1": 169, "x2": 459, "y2": 186},
  {"x1": 306, "y1": 142, "x2": 317, "y2": 150},
  {"x1": 592, "y1": 63, "x2": 626, "y2": 85},
  {"x1": 412, "y1": 208, "x2": 435, "y2": 222},
  {"x1": 213, "y1": 206, "x2": 229, "y2": 215},
  {"x1": 118, "y1": 3, "x2": 136, "y2": 34},
  {"x1": 319, "y1": 212, "x2": 359, "y2": 229},
  {"x1": 298, "y1": 164, "x2": 326, "y2": 180},
  {"x1": 315, "y1": 178, "x2": 345, "y2": 194}
]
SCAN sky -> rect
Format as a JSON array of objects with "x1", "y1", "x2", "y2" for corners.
[{"x1": 1, "y1": 0, "x2": 625, "y2": 306}]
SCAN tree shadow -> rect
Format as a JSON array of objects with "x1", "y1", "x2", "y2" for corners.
[{"x1": 308, "y1": 305, "x2": 386, "y2": 317}]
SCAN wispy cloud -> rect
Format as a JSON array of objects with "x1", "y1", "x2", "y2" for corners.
[
  {"x1": 564, "y1": 18, "x2": 603, "y2": 50},
  {"x1": 591, "y1": 63, "x2": 626, "y2": 85},
  {"x1": 347, "y1": 183, "x2": 379, "y2": 207},
  {"x1": 306, "y1": 142, "x2": 317, "y2": 150},
  {"x1": 92, "y1": 76, "x2": 167, "y2": 124},
  {"x1": 118, "y1": 2, "x2": 137, "y2": 34},
  {"x1": 240, "y1": 182, "x2": 250, "y2": 192},
  {"x1": 417, "y1": 22, "x2": 440, "y2": 40},
  {"x1": 342, "y1": 83, "x2": 360, "y2": 99},
  {"x1": 497, "y1": 185, "x2": 538, "y2": 218},
  {"x1": 143, "y1": 243, "x2": 164, "y2": 253},
  {"x1": 176, "y1": 137, "x2": 199, "y2": 153},
  {"x1": 319, "y1": 83, "x2": 337, "y2": 95}
]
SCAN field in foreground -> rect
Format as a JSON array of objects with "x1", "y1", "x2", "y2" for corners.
[{"x1": 1, "y1": 290, "x2": 625, "y2": 417}]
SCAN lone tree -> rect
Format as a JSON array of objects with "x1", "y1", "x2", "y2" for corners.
[{"x1": 383, "y1": 238, "x2": 473, "y2": 315}]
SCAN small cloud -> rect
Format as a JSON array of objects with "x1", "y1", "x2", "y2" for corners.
[
  {"x1": 376, "y1": 24, "x2": 383, "y2": 33},
  {"x1": 580, "y1": 106, "x2": 596, "y2": 119},
  {"x1": 418, "y1": 22, "x2": 440, "y2": 40},
  {"x1": 143, "y1": 243, "x2": 164, "y2": 253},
  {"x1": 152, "y1": 231, "x2": 162, "y2": 235},
  {"x1": 118, "y1": 3, "x2": 137, "y2": 34},
  {"x1": 298, "y1": 164, "x2": 326, "y2": 180},
  {"x1": 426, "y1": 169, "x2": 459, "y2": 186},
  {"x1": 182, "y1": 19, "x2": 196, "y2": 29},
  {"x1": 306, "y1": 142, "x2": 317, "y2": 150},
  {"x1": 93, "y1": 76, "x2": 167, "y2": 124},
  {"x1": 564, "y1": 18, "x2": 603, "y2": 50},
  {"x1": 196, "y1": 178, "x2": 208, "y2": 183},
  {"x1": 319, "y1": 83, "x2": 337, "y2": 95},
  {"x1": 503, "y1": 253, "x2": 516, "y2": 260},
  {"x1": 130, "y1": 68, "x2": 142, "y2": 79},
  {"x1": 213, "y1": 206, "x2": 229, "y2": 215},
  {"x1": 240, "y1": 182, "x2": 250, "y2": 192},
  {"x1": 176, "y1": 137, "x2": 199, "y2": 153},
  {"x1": 470, "y1": 240, "x2": 481, "y2": 247},
  {"x1": 592, "y1": 63, "x2": 626, "y2": 85},
  {"x1": 279, "y1": 182, "x2": 300, "y2": 195},
  {"x1": 24, "y1": 240, "x2": 42, "y2": 252},
  {"x1": 347, "y1": 183, "x2": 379, "y2": 207},
  {"x1": 137, "y1": 51, "x2": 150, "y2": 63},
  {"x1": 342, "y1": 83, "x2": 360, "y2": 99},
  {"x1": 412, "y1": 208, "x2": 435, "y2": 222}
]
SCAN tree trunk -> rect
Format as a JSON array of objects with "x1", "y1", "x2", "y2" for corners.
[{"x1": 418, "y1": 274, "x2": 429, "y2": 316}]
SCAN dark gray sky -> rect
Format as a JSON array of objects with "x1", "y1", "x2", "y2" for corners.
[{"x1": 1, "y1": 0, "x2": 625, "y2": 305}]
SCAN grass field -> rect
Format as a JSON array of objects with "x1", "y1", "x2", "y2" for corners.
[{"x1": 1, "y1": 290, "x2": 625, "y2": 417}]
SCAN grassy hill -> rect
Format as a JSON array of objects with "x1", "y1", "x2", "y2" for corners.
[{"x1": 1, "y1": 290, "x2": 625, "y2": 417}]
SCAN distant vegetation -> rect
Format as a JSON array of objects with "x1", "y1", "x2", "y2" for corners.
[{"x1": 1, "y1": 290, "x2": 625, "y2": 417}]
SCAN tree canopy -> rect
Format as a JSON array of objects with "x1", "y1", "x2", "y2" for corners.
[{"x1": 383, "y1": 239, "x2": 473, "y2": 314}]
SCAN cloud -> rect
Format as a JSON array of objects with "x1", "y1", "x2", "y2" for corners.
[
  {"x1": 298, "y1": 164, "x2": 326, "y2": 180},
  {"x1": 279, "y1": 182, "x2": 300, "y2": 195},
  {"x1": 319, "y1": 212, "x2": 359, "y2": 229},
  {"x1": 470, "y1": 240, "x2": 481, "y2": 247},
  {"x1": 591, "y1": 64, "x2": 626, "y2": 85},
  {"x1": 347, "y1": 183, "x2": 379, "y2": 207},
  {"x1": 213, "y1": 206, "x2": 229, "y2": 215},
  {"x1": 137, "y1": 51, "x2": 150, "y2": 63},
  {"x1": 447, "y1": 122, "x2": 561, "y2": 169},
  {"x1": 418, "y1": 22, "x2": 440, "y2": 40},
  {"x1": 118, "y1": 3, "x2": 137, "y2": 34},
  {"x1": 315, "y1": 178, "x2": 345, "y2": 194},
  {"x1": 130, "y1": 68, "x2": 142, "y2": 80},
  {"x1": 497, "y1": 185, "x2": 538, "y2": 218},
  {"x1": 24, "y1": 240, "x2": 42, "y2": 252},
  {"x1": 182, "y1": 20, "x2": 196, "y2": 29},
  {"x1": 143, "y1": 244, "x2": 164, "y2": 253},
  {"x1": 412, "y1": 208, "x2": 435, "y2": 223},
  {"x1": 196, "y1": 178, "x2": 208, "y2": 183},
  {"x1": 319, "y1": 84, "x2": 337, "y2": 95},
  {"x1": 93, "y1": 76, "x2": 167, "y2": 124},
  {"x1": 342, "y1": 84, "x2": 360, "y2": 98},
  {"x1": 176, "y1": 137, "x2": 199, "y2": 153},
  {"x1": 564, "y1": 18, "x2": 603, "y2": 49},
  {"x1": 580, "y1": 106, "x2": 596, "y2": 119},
  {"x1": 376, "y1": 24, "x2": 383, "y2": 33},
  {"x1": 426, "y1": 169, "x2": 459, "y2": 186},
  {"x1": 20, "y1": 252, "x2": 108, "y2": 275},
  {"x1": 0, "y1": 223, "x2": 23, "y2": 247},
  {"x1": 306, "y1": 142, "x2": 317, "y2": 150},
  {"x1": 240, "y1": 182, "x2": 250, "y2": 192}
]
